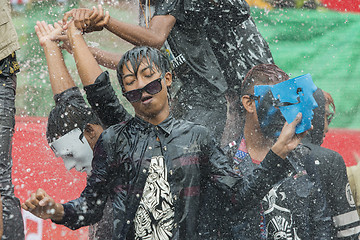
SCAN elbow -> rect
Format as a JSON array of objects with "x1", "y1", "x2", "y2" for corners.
[{"x1": 148, "y1": 34, "x2": 167, "y2": 50}]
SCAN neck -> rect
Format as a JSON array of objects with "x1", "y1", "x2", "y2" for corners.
[
  {"x1": 243, "y1": 117, "x2": 274, "y2": 162},
  {"x1": 137, "y1": 107, "x2": 170, "y2": 126}
]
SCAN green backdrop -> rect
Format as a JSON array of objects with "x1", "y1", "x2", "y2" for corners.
[
  {"x1": 12, "y1": 4, "x2": 360, "y2": 129},
  {"x1": 251, "y1": 8, "x2": 360, "y2": 129}
]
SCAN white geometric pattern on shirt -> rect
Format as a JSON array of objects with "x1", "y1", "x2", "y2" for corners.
[{"x1": 134, "y1": 156, "x2": 175, "y2": 240}]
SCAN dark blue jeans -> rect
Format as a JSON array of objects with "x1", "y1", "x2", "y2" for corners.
[{"x1": 0, "y1": 74, "x2": 24, "y2": 240}]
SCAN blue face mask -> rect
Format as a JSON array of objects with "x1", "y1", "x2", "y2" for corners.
[{"x1": 254, "y1": 74, "x2": 318, "y2": 138}]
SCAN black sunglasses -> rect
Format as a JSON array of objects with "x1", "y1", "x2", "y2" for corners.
[{"x1": 123, "y1": 78, "x2": 163, "y2": 103}]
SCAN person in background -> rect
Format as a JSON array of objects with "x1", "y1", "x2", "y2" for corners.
[
  {"x1": 0, "y1": 1, "x2": 25, "y2": 239},
  {"x1": 33, "y1": 20, "x2": 118, "y2": 239},
  {"x1": 303, "y1": 89, "x2": 360, "y2": 239},
  {"x1": 222, "y1": 64, "x2": 333, "y2": 239}
]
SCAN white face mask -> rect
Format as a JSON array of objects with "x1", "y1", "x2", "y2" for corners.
[{"x1": 49, "y1": 128, "x2": 93, "y2": 175}]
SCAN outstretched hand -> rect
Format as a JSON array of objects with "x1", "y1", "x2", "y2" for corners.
[
  {"x1": 62, "y1": 5, "x2": 110, "y2": 33},
  {"x1": 271, "y1": 113, "x2": 311, "y2": 159},
  {"x1": 21, "y1": 188, "x2": 64, "y2": 221},
  {"x1": 35, "y1": 21, "x2": 64, "y2": 47}
]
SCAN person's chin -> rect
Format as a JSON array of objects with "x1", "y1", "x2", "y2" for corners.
[{"x1": 84, "y1": 167, "x2": 92, "y2": 175}]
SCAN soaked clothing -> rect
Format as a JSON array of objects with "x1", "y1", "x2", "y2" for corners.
[
  {"x1": 224, "y1": 138, "x2": 333, "y2": 239},
  {"x1": 53, "y1": 87, "x2": 115, "y2": 240},
  {"x1": 154, "y1": 0, "x2": 273, "y2": 139},
  {"x1": 207, "y1": 16, "x2": 274, "y2": 92},
  {"x1": 304, "y1": 143, "x2": 360, "y2": 239},
  {"x1": 0, "y1": 2, "x2": 23, "y2": 238},
  {"x1": 303, "y1": 89, "x2": 360, "y2": 239},
  {"x1": 84, "y1": 71, "x2": 131, "y2": 128},
  {"x1": 0, "y1": 70, "x2": 24, "y2": 240},
  {"x1": 0, "y1": 1, "x2": 20, "y2": 60},
  {"x1": 54, "y1": 113, "x2": 295, "y2": 239}
]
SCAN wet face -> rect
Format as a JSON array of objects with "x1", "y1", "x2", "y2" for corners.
[
  {"x1": 324, "y1": 102, "x2": 334, "y2": 139},
  {"x1": 121, "y1": 58, "x2": 172, "y2": 121},
  {"x1": 49, "y1": 128, "x2": 93, "y2": 175}
]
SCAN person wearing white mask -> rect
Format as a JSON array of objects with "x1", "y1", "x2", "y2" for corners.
[{"x1": 33, "y1": 20, "x2": 114, "y2": 239}]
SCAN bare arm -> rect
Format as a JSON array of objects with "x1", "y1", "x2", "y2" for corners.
[
  {"x1": 89, "y1": 47, "x2": 121, "y2": 71},
  {"x1": 67, "y1": 22, "x2": 103, "y2": 87},
  {"x1": 104, "y1": 14, "x2": 175, "y2": 49},
  {"x1": 35, "y1": 21, "x2": 75, "y2": 95},
  {"x1": 63, "y1": 5, "x2": 176, "y2": 49}
]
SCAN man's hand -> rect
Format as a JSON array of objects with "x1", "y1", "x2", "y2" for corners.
[
  {"x1": 271, "y1": 113, "x2": 310, "y2": 159},
  {"x1": 21, "y1": 188, "x2": 64, "y2": 221},
  {"x1": 62, "y1": 5, "x2": 110, "y2": 33},
  {"x1": 35, "y1": 21, "x2": 64, "y2": 47}
]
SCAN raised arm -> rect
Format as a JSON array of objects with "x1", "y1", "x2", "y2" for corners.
[
  {"x1": 88, "y1": 47, "x2": 121, "y2": 70},
  {"x1": 35, "y1": 21, "x2": 75, "y2": 95},
  {"x1": 104, "y1": 14, "x2": 175, "y2": 49},
  {"x1": 66, "y1": 20, "x2": 131, "y2": 127},
  {"x1": 63, "y1": 5, "x2": 175, "y2": 49},
  {"x1": 66, "y1": 20, "x2": 103, "y2": 87}
]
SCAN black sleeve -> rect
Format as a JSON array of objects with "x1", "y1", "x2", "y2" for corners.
[
  {"x1": 154, "y1": 0, "x2": 250, "y2": 26},
  {"x1": 319, "y1": 149, "x2": 360, "y2": 239},
  {"x1": 303, "y1": 153, "x2": 334, "y2": 239},
  {"x1": 53, "y1": 86, "x2": 87, "y2": 107},
  {"x1": 52, "y1": 133, "x2": 116, "y2": 229},
  {"x1": 201, "y1": 129, "x2": 294, "y2": 209},
  {"x1": 84, "y1": 71, "x2": 131, "y2": 128}
]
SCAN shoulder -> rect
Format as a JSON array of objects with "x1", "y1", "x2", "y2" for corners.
[
  {"x1": 173, "y1": 118, "x2": 210, "y2": 135},
  {"x1": 94, "y1": 121, "x2": 132, "y2": 158},
  {"x1": 101, "y1": 121, "x2": 130, "y2": 141},
  {"x1": 305, "y1": 143, "x2": 344, "y2": 164}
]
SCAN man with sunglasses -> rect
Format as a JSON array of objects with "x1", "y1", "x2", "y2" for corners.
[
  {"x1": 59, "y1": 0, "x2": 274, "y2": 144},
  {"x1": 23, "y1": 20, "x2": 307, "y2": 239},
  {"x1": 302, "y1": 89, "x2": 360, "y2": 239}
]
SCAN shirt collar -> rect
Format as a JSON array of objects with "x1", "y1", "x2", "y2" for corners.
[{"x1": 133, "y1": 114, "x2": 174, "y2": 135}]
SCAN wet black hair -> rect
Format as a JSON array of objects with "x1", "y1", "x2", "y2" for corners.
[
  {"x1": 238, "y1": 64, "x2": 290, "y2": 129},
  {"x1": 46, "y1": 87, "x2": 102, "y2": 143},
  {"x1": 116, "y1": 46, "x2": 172, "y2": 92},
  {"x1": 241, "y1": 64, "x2": 290, "y2": 95}
]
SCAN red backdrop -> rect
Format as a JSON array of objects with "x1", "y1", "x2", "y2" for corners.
[
  {"x1": 11, "y1": 116, "x2": 360, "y2": 239},
  {"x1": 320, "y1": 0, "x2": 360, "y2": 13},
  {"x1": 12, "y1": 116, "x2": 88, "y2": 240}
]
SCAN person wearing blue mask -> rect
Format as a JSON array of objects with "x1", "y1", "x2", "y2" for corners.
[{"x1": 222, "y1": 64, "x2": 333, "y2": 239}]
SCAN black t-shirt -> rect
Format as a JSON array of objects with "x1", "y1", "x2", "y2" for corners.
[
  {"x1": 154, "y1": 0, "x2": 273, "y2": 94},
  {"x1": 154, "y1": 0, "x2": 228, "y2": 93}
]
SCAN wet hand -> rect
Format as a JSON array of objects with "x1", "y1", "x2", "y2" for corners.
[
  {"x1": 21, "y1": 188, "x2": 64, "y2": 221},
  {"x1": 62, "y1": 5, "x2": 109, "y2": 33},
  {"x1": 271, "y1": 113, "x2": 310, "y2": 159},
  {"x1": 35, "y1": 21, "x2": 64, "y2": 47}
]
